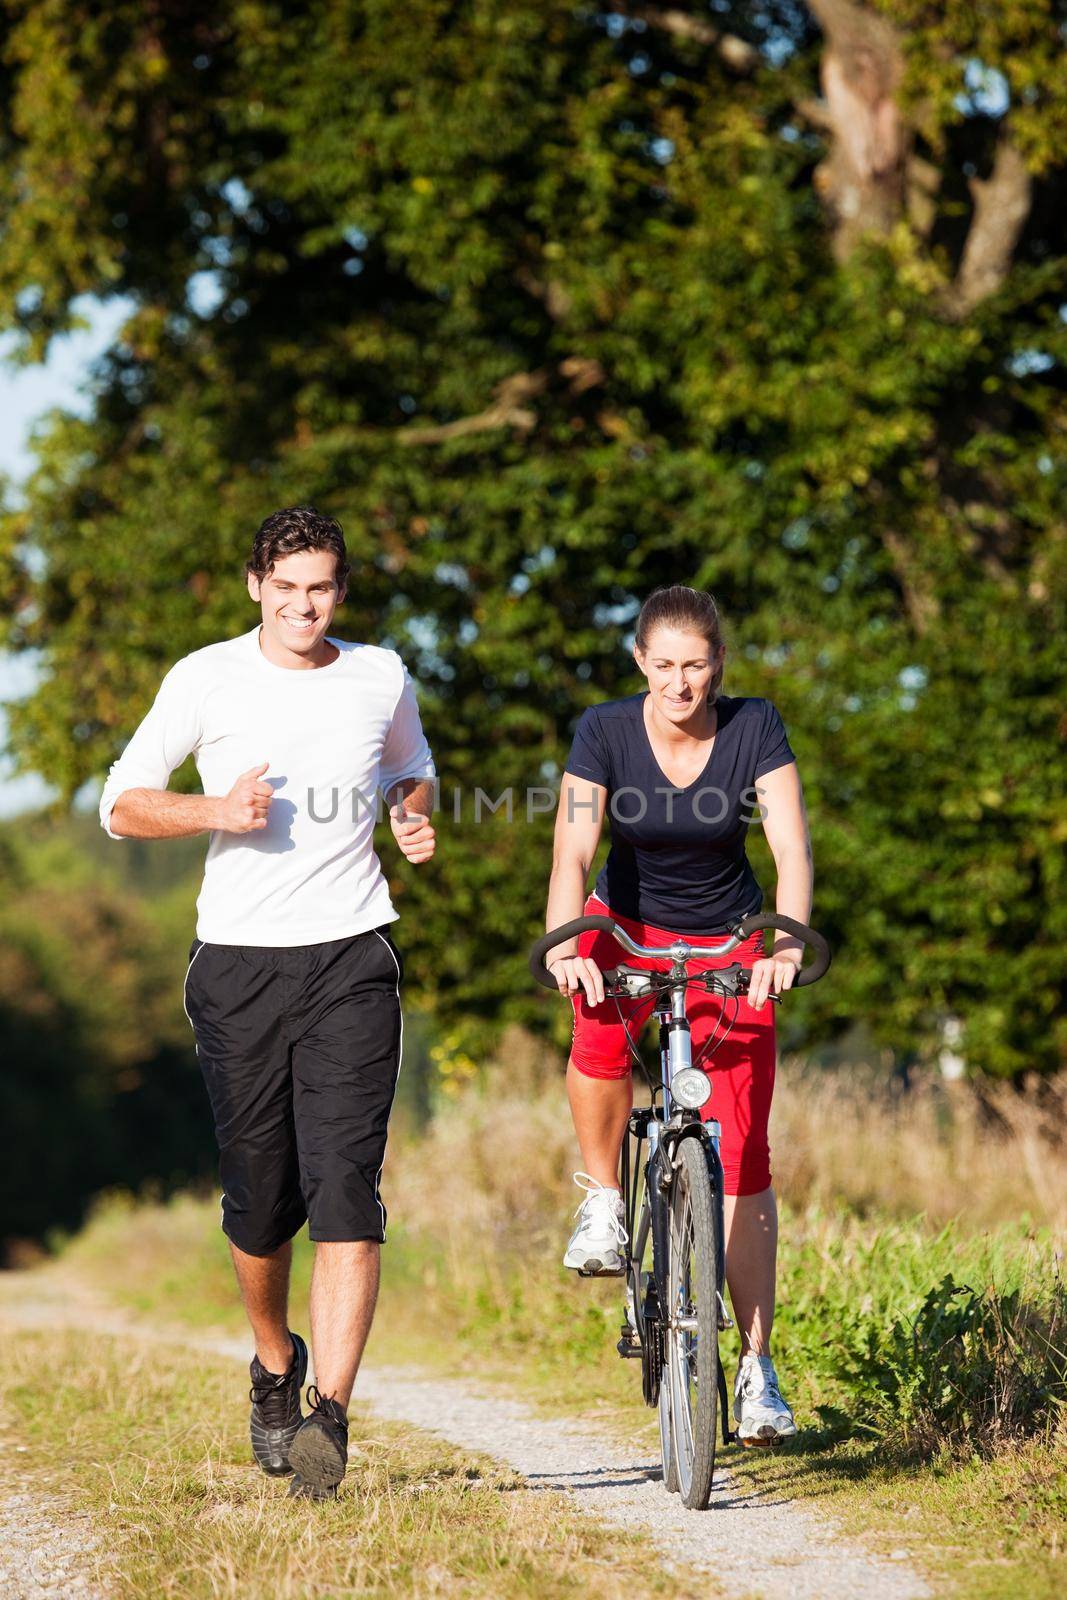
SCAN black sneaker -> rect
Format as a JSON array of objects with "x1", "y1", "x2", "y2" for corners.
[
  {"x1": 286, "y1": 1474, "x2": 337, "y2": 1502},
  {"x1": 287, "y1": 1386, "x2": 349, "y2": 1495},
  {"x1": 248, "y1": 1331, "x2": 308, "y2": 1477}
]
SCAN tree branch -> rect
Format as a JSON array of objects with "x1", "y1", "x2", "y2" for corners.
[
  {"x1": 608, "y1": 4, "x2": 758, "y2": 73},
  {"x1": 795, "y1": 96, "x2": 835, "y2": 132},
  {"x1": 515, "y1": 265, "x2": 573, "y2": 322},
  {"x1": 946, "y1": 137, "x2": 1033, "y2": 319},
  {"x1": 882, "y1": 529, "x2": 941, "y2": 637},
  {"x1": 396, "y1": 361, "x2": 607, "y2": 447},
  {"x1": 397, "y1": 371, "x2": 547, "y2": 446}
]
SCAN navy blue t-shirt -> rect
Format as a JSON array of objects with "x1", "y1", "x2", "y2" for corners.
[{"x1": 564, "y1": 693, "x2": 795, "y2": 935}]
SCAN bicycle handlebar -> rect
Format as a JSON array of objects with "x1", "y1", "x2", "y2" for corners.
[{"x1": 528, "y1": 911, "x2": 831, "y2": 991}]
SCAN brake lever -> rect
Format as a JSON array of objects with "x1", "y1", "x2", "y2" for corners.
[
  {"x1": 735, "y1": 972, "x2": 783, "y2": 1004},
  {"x1": 697, "y1": 968, "x2": 782, "y2": 1004}
]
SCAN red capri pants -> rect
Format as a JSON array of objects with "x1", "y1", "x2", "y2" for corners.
[{"x1": 569, "y1": 895, "x2": 776, "y2": 1197}]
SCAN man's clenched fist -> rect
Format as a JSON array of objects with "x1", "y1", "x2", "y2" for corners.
[
  {"x1": 219, "y1": 761, "x2": 273, "y2": 833},
  {"x1": 389, "y1": 803, "x2": 436, "y2": 864}
]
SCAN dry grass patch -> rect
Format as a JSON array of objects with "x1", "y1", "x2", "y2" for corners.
[
  {"x1": 771, "y1": 1060, "x2": 1067, "y2": 1228},
  {"x1": 2, "y1": 1328, "x2": 699, "y2": 1600}
]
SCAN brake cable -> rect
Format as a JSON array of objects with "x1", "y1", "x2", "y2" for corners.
[
  {"x1": 608, "y1": 966, "x2": 741, "y2": 1089},
  {"x1": 610, "y1": 984, "x2": 659, "y2": 1095},
  {"x1": 689, "y1": 986, "x2": 741, "y2": 1072}
]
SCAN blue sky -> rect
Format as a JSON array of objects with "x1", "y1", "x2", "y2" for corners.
[{"x1": 0, "y1": 296, "x2": 132, "y2": 817}]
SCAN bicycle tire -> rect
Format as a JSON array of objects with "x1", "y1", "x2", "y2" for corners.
[{"x1": 666, "y1": 1135, "x2": 720, "y2": 1509}]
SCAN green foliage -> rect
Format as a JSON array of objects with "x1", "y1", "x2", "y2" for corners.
[
  {"x1": 776, "y1": 1215, "x2": 1067, "y2": 1456},
  {"x1": 851, "y1": 1272, "x2": 1066, "y2": 1455},
  {"x1": 878, "y1": 0, "x2": 1067, "y2": 170},
  {"x1": 0, "y1": 815, "x2": 213, "y2": 1250},
  {"x1": 0, "y1": 2, "x2": 1064, "y2": 1074}
]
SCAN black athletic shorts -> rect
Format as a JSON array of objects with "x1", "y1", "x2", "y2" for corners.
[{"x1": 182, "y1": 927, "x2": 404, "y2": 1255}]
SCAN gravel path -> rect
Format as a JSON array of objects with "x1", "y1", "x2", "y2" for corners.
[
  {"x1": 0, "y1": 1488, "x2": 106, "y2": 1600},
  {"x1": 1, "y1": 1275, "x2": 929, "y2": 1600},
  {"x1": 350, "y1": 1366, "x2": 929, "y2": 1600}
]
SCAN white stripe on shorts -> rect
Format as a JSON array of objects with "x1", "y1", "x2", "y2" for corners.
[{"x1": 372, "y1": 930, "x2": 403, "y2": 1241}]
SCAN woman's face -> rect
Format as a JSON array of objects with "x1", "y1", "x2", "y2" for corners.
[{"x1": 634, "y1": 625, "x2": 723, "y2": 724}]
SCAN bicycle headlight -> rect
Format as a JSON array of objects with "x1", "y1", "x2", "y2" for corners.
[{"x1": 670, "y1": 1068, "x2": 712, "y2": 1110}]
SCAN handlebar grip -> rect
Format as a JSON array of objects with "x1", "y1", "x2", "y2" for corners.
[
  {"x1": 732, "y1": 913, "x2": 831, "y2": 987},
  {"x1": 528, "y1": 915, "x2": 619, "y2": 990}
]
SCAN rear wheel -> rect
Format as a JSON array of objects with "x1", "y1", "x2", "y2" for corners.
[{"x1": 666, "y1": 1135, "x2": 720, "y2": 1509}]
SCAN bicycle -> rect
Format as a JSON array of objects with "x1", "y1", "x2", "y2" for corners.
[{"x1": 529, "y1": 911, "x2": 831, "y2": 1509}]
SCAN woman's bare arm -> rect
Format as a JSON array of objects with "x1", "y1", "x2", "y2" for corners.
[
  {"x1": 753, "y1": 761, "x2": 814, "y2": 961},
  {"x1": 544, "y1": 773, "x2": 608, "y2": 1003}
]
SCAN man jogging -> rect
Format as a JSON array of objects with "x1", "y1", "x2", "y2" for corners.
[{"x1": 98, "y1": 505, "x2": 436, "y2": 1500}]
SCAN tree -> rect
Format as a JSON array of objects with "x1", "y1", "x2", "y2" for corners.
[
  {"x1": 0, "y1": 821, "x2": 214, "y2": 1249},
  {"x1": 1, "y1": 1, "x2": 1064, "y2": 1076}
]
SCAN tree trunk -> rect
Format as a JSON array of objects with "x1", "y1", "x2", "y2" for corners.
[{"x1": 807, "y1": 0, "x2": 908, "y2": 258}]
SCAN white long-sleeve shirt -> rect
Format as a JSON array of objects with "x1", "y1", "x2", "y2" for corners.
[{"x1": 98, "y1": 624, "x2": 436, "y2": 946}]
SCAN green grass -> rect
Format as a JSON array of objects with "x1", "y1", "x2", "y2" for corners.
[
  {"x1": 1, "y1": 1326, "x2": 704, "y2": 1600},
  {"x1": 72, "y1": 1190, "x2": 1065, "y2": 1459},
  {"x1": 725, "y1": 1430, "x2": 1067, "y2": 1600}
]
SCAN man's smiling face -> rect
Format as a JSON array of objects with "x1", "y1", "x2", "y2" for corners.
[{"x1": 247, "y1": 548, "x2": 347, "y2": 667}]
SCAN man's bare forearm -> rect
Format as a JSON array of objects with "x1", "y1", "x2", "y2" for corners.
[
  {"x1": 108, "y1": 788, "x2": 225, "y2": 840},
  {"x1": 385, "y1": 776, "x2": 437, "y2": 816}
]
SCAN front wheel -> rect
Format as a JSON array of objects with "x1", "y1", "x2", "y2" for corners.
[{"x1": 666, "y1": 1135, "x2": 720, "y2": 1509}]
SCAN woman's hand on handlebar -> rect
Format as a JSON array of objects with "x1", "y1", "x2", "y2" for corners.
[
  {"x1": 746, "y1": 952, "x2": 802, "y2": 1012},
  {"x1": 547, "y1": 953, "x2": 606, "y2": 1007}
]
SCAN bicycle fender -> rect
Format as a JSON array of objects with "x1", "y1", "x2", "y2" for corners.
[
  {"x1": 648, "y1": 1143, "x2": 672, "y2": 1307},
  {"x1": 703, "y1": 1137, "x2": 728, "y2": 1290}
]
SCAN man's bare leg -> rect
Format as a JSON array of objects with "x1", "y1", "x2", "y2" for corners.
[
  {"x1": 229, "y1": 1239, "x2": 295, "y2": 1374},
  {"x1": 308, "y1": 1240, "x2": 381, "y2": 1411}
]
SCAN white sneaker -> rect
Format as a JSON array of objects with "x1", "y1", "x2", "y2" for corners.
[
  {"x1": 733, "y1": 1353, "x2": 797, "y2": 1443},
  {"x1": 563, "y1": 1173, "x2": 628, "y2": 1273}
]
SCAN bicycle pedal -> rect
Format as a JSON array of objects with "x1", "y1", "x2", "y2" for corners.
[{"x1": 578, "y1": 1266, "x2": 625, "y2": 1278}]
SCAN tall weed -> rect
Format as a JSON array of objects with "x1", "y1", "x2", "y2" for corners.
[
  {"x1": 772, "y1": 1057, "x2": 1067, "y2": 1227},
  {"x1": 770, "y1": 1211, "x2": 1066, "y2": 1456}
]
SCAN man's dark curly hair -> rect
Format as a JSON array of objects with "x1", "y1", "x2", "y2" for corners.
[{"x1": 246, "y1": 505, "x2": 350, "y2": 591}]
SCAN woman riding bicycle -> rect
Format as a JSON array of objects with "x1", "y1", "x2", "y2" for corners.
[{"x1": 544, "y1": 584, "x2": 813, "y2": 1444}]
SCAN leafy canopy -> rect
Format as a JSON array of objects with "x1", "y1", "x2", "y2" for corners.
[{"x1": 0, "y1": 1, "x2": 1064, "y2": 1076}]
